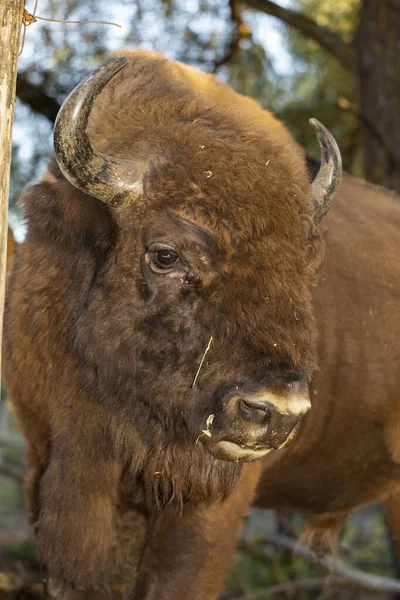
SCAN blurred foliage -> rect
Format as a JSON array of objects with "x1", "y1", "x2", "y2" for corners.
[
  {"x1": 277, "y1": 0, "x2": 361, "y2": 175},
  {"x1": 225, "y1": 507, "x2": 395, "y2": 599},
  {"x1": 297, "y1": 0, "x2": 360, "y2": 38}
]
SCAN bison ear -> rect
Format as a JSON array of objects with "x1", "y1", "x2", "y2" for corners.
[
  {"x1": 21, "y1": 175, "x2": 118, "y2": 258},
  {"x1": 309, "y1": 119, "x2": 342, "y2": 223}
]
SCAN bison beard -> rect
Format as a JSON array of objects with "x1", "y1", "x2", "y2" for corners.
[
  {"x1": 131, "y1": 439, "x2": 242, "y2": 510},
  {"x1": 3, "y1": 50, "x2": 342, "y2": 598}
]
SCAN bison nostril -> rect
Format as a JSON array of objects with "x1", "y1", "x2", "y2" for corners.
[{"x1": 239, "y1": 399, "x2": 271, "y2": 425}]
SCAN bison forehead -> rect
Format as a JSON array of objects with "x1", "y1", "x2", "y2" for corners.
[
  {"x1": 87, "y1": 55, "x2": 314, "y2": 242},
  {"x1": 142, "y1": 142, "x2": 312, "y2": 243}
]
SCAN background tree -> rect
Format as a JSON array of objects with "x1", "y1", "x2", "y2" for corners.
[
  {"x1": 244, "y1": 0, "x2": 400, "y2": 191},
  {"x1": 0, "y1": 0, "x2": 25, "y2": 389}
]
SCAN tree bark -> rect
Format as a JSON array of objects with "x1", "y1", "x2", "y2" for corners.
[
  {"x1": 243, "y1": 0, "x2": 355, "y2": 71},
  {"x1": 354, "y1": 0, "x2": 400, "y2": 191},
  {"x1": 244, "y1": 0, "x2": 400, "y2": 193},
  {"x1": 0, "y1": 0, "x2": 24, "y2": 389},
  {"x1": 17, "y1": 71, "x2": 60, "y2": 123}
]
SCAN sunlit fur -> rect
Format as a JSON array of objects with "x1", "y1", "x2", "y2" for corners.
[{"x1": 3, "y1": 50, "x2": 325, "y2": 594}]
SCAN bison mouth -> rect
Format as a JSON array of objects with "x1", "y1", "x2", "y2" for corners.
[
  {"x1": 209, "y1": 422, "x2": 301, "y2": 462},
  {"x1": 196, "y1": 381, "x2": 310, "y2": 463}
]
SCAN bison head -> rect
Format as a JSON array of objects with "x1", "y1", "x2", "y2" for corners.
[{"x1": 50, "y1": 55, "x2": 341, "y2": 504}]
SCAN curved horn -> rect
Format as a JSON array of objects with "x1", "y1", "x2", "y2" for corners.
[
  {"x1": 309, "y1": 118, "x2": 342, "y2": 223},
  {"x1": 54, "y1": 57, "x2": 144, "y2": 207}
]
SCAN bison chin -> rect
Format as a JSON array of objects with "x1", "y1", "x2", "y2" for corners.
[{"x1": 130, "y1": 437, "x2": 243, "y2": 511}]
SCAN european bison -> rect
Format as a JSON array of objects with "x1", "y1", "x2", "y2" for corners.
[{"x1": 3, "y1": 49, "x2": 397, "y2": 599}]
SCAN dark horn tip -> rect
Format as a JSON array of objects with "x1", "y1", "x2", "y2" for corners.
[
  {"x1": 309, "y1": 117, "x2": 342, "y2": 224},
  {"x1": 308, "y1": 118, "x2": 342, "y2": 167},
  {"x1": 55, "y1": 57, "x2": 130, "y2": 132},
  {"x1": 77, "y1": 56, "x2": 130, "y2": 98},
  {"x1": 309, "y1": 118, "x2": 333, "y2": 148},
  {"x1": 101, "y1": 56, "x2": 130, "y2": 74},
  {"x1": 309, "y1": 117, "x2": 321, "y2": 127}
]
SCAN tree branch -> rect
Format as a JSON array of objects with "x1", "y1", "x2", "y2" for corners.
[
  {"x1": 0, "y1": 466, "x2": 24, "y2": 484},
  {"x1": 232, "y1": 576, "x2": 348, "y2": 600},
  {"x1": 336, "y1": 100, "x2": 398, "y2": 169},
  {"x1": 242, "y1": 0, "x2": 355, "y2": 71},
  {"x1": 213, "y1": 0, "x2": 252, "y2": 72},
  {"x1": 241, "y1": 532, "x2": 400, "y2": 594},
  {"x1": 16, "y1": 72, "x2": 60, "y2": 123}
]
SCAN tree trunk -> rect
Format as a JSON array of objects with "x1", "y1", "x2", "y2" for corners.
[
  {"x1": 354, "y1": 0, "x2": 400, "y2": 191},
  {"x1": 0, "y1": 0, "x2": 24, "y2": 389}
]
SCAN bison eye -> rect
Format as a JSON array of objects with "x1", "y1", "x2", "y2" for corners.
[
  {"x1": 146, "y1": 245, "x2": 183, "y2": 274},
  {"x1": 155, "y1": 250, "x2": 179, "y2": 268}
]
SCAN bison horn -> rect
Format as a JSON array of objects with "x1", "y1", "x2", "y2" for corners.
[
  {"x1": 309, "y1": 118, "x2": 342, "y2": 223},
  {"x1": 53, "y1": 57, "x2": 144, "y2": 207}
]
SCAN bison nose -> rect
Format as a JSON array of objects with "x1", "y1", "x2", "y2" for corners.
[
  {"x1": 234, "y1": 389, "x2": 311, "y2": 447},
  {"x1": 237, "y1": 391, "x2": 311, "y2": 424},
  {"x1": 239, "y1": 398, "x2": 272, "y2": 425}
]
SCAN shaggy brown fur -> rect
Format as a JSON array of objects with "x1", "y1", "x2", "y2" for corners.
[
  {"x1": 6, "y1": 227, "x2": 15, "y2": 273},
  {"x1": 3, "y1": 50, "x2": 399, "y2": 599},
  {"x1": 255, "y1": 171, "x2": 400, "y2": 549}
]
